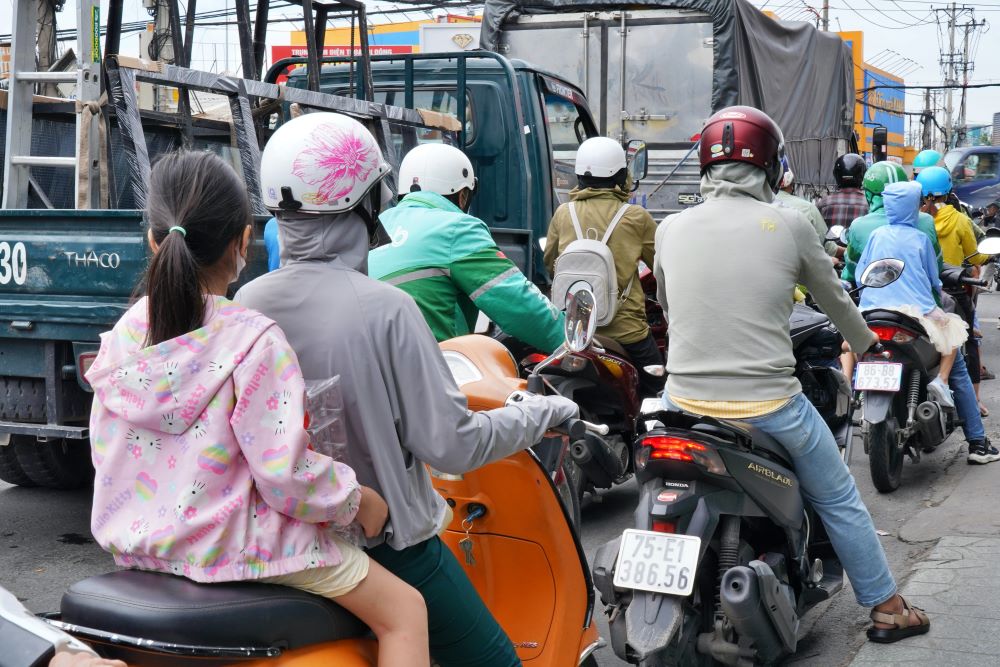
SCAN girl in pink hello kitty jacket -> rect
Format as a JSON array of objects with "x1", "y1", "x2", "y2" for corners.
[{"x1": 86, "y1": 151, "x2": 427, "y2": 666}]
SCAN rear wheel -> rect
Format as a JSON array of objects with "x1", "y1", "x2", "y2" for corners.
[
  {"x1": 12, "y1": 435, "x2": 93, "y2": 489},
  {"x1": 868, "y1": 406, "x2": 904, "y2": 493},
  {"x1": 0, "y1": 435, "x2": 36, "y2": 487}
]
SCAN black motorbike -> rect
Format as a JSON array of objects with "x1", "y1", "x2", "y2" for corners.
[{"x1": 591, "y1": 299, "x2": 863, "y2": 666}]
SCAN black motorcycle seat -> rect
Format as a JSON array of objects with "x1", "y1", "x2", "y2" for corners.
[
  {"x1": 863, "y1": 309, "x2": 927, "y2": 336},
  {"x1": 594, "y1": 334, "x2": 630, "y2": 360},
  {"x1": 694, "y1": 421, "x2": 795, "y2": 467},
  {"x1": 61, "y1": 570, "x2": 368, "y2": 649}
]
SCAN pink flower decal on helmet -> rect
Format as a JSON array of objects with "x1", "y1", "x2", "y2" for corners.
[{"x1": 291, "y1": 124, "x2": 379, "y2": 206}]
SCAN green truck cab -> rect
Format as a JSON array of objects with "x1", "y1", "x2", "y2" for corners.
[{"x1": 0, "y1": 52, "x2": 598, "y2": 488}]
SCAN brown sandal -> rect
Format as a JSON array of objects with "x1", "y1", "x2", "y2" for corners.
[{"x1": 867, "y1": 595, "x2": 930, "y2": 643}]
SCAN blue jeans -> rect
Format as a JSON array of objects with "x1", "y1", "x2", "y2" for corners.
[
  {"x1": 949, "y1": 351, "x2": 984, "y2": 442},
  {"x1": 666, "y1": 393, "x2": 897, "y2": 607}
]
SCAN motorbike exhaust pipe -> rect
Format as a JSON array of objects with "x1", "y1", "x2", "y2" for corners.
[
  {"x1": 915, "y1": 401, "x2": 945, "y2": 444},
  {"x1": 719, "y1": 566, "x2": 785, "y2": 664},
  {"x1": 570, "y1": 432, "x2": 620, "y2": 489}
]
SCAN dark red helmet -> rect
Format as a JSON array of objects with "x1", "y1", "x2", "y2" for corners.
[{"x1": 698, "y1": 105, "x2": 784, "y2": 188}]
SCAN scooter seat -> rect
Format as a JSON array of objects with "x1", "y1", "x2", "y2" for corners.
[
  {"x1": 61, "y1": 570, "x2": 368, "y2": 649},
  {"x1": 595, "y1": 334, "x2": 630, "y2": 360},
  {"x1": 701, "y1": 420, "x2": 795, "y2": 468},
  {"x1": 863, "y1": 309, "x2": 927, "y2": 336}
]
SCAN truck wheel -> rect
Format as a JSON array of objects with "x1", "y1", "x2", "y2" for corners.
[
  {"x1": 0, "y1": 378, "x2": 47, "y2": 422},
  {"x1": 868, "y1": 408, "x2": 903, "y2": 493},
  {"x1": 0, "y1": 437, "x2": 36, "y2": 487},
  {"x1": 13, "y1": 435, "x2": 93, "y2": 490}
]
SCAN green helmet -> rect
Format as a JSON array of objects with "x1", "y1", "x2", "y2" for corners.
[{"x1": 862, "y1": 161, "x2": 909, "y2": 204}]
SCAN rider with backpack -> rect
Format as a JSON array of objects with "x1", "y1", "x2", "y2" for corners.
[{"x1": 544, "y1": 137, "x2": 661, "y2": 395}]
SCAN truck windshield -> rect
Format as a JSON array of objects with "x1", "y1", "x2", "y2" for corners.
[
  {"x1": 541, "y1": 91, "x2": 592, "y2": 203},
  {"x1": 945, "y1": 150, "x2": 999, "y2": 183}
]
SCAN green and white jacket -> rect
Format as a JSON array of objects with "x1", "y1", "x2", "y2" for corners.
[{"x1": 370, "y1": 191, "x2": 565, "y2": 353}]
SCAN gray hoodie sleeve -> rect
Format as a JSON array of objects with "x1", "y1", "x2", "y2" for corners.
[
  {"x1": 792, "y1": 215, "x2": 874, "y2": 354},
  {"x1": 382, "y1": 296, "x2": 579, "y2": 475},
  {"x1": 654, "y1": 214, "x2": 675, "y2": 321}
]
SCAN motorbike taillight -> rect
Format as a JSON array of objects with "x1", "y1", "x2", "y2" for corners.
[
  {"x1": 639, "y1": 435, "x2": 728, "y2": 475},
  {"x1": 652, "y1": 519, "x2": 676, "y2": 533},
  {"x1": 869, "y1": 325, "x2": 915, "y2": 343}
]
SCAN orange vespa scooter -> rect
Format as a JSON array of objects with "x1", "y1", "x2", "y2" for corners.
[{"x1": 40, "y1": 291, "x2": 605, "y2": 666}]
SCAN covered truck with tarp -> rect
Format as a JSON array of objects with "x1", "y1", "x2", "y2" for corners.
[{"x1": 480, "y1": 0, "x2": 857, "y2": 217}]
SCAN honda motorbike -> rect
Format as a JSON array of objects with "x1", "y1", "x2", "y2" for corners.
[
  {"x1": 588, "y1": 260, "x2": 902, "y2": 666},
  {"x1": 15, "y1": 293, "x2": 608, "y2": 666},
  {"x1": 859, "y1": 238, "x2": 1000, "y2": 493}
]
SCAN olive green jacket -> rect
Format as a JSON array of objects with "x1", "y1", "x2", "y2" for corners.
[{"x1": 545, "y1": 186, "x2": 657, "y2": 345}]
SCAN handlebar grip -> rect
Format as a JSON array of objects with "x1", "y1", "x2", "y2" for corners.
[
  {"x1": 553, "y1": 418, "x2": 586, "y2": 439},
  {"x1": 961, "y1": 277, "x2": 989, "y2": 287}
]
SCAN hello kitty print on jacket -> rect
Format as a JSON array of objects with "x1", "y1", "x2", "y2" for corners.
[{"x1": 86, "y1": 296, "x2": 361, "y2": 583}]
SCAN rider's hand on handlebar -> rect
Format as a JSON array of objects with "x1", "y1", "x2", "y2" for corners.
[
  {"x1": 356, "y1": 486, "x2": 389, "y2": 539},
  {"x1": 544, "y1": 394, "x2": 581, "y2": 425}
]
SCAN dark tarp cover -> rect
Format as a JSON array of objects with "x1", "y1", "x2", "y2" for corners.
[{"x1": 481, "y1": 0, "x2": 855, "y2": 190}]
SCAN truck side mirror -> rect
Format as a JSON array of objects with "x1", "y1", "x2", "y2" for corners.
[
  {"x1": 872, "y1": 126, "x2": 888, "y2": 164},
  {"x1": 626, "y1": 140, "x2": 648, "y2": 191}
]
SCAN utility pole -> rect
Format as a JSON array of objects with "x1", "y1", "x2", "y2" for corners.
[
  {"x1": 956, "y1": 15, "x2": 986, "y2": 147},
  {"x1": 942, "y1": 3, "x2": 958, "y2": 149},
  {"x1": 821, "y1": 0, "x2": 829, "y2": 31},
  {"x1": 151, "y1": 0, "x2": 176, "y2": 112},
  {"x1": 36, "y1": 0, "x2": 57, "y2": 96},
  {"x1": 922, "y1": 89, "x2": 933, "y2": 150}
]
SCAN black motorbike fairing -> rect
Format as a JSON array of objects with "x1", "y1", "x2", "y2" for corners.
[
  {"x1": 61, "y1": 570, "x2": 368, "y2": 651},
  {"x1": 799, "y1": 366, "x2": 851, "y2": 427},
  {"x1": 789, "y1": 304, "x2": 832, "y2": 350},
  {"x1": 719, "y1": 449, "x2": 804, "y2": 530}
]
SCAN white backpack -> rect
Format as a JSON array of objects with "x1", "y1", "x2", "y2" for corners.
[{"x1": 551, "y1": 202, "x2": 633, "y2": 327}]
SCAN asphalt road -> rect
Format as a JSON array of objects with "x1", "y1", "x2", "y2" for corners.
[{"x1": 4, "y1": 293, "x2": 1000, "y2": 666}]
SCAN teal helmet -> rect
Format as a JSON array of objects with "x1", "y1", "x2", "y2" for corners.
[
  {"x1": 915, "y1": 166, "x2": 952, "y2": 197},
  {"x1": 912, "y1": 149, "x2": 942, "y2": 173}
]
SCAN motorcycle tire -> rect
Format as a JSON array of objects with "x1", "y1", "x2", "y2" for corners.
[{"x1": 868, "y1": 407, "x2": 904, "y2": 493}]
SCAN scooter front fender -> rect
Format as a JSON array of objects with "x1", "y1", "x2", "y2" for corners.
[
  {"x1": 862, "y1": 391, "x2": 894, "y2": 424},
  {"x1": 621, "y1": 590, "x2": 683, "y2": 662}
]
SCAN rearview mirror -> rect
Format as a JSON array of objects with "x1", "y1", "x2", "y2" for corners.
[
  {"x1": 564, "y1": 282, "x2": 597, "y2": 353},
  {"x1": 626, "y1": 139, "x2": 648, "y2": 191},
  {"x1": 977, "y1": 236, "x2": 1000, "y2": 256},
  {"x1": 859, "y1": 258, "x2": 905, "y2": 288},
  {"x1": 827, "y1": 225, "x2": 845, "y2": 242}
]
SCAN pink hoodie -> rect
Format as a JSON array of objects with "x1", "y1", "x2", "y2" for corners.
[{"x1": 85, "y1": 296, "x2": 361, "y2": 582}]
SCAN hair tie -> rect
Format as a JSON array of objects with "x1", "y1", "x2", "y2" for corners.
[{"x1": 168, "y1": 226, "x2": 187, "y2": 237}]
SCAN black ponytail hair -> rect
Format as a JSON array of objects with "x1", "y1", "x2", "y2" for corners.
[{"x1": 143, "y1": 151, "x2": 251, "y2": 346}]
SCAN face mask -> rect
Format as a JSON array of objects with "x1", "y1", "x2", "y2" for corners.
[{"x1": 231, "y1": 249, "x2": 246, "y2": 284}]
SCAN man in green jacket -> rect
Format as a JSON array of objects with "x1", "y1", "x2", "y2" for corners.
[
  {"x1": 842, "y1": 161, "x2": 942, "y2": 285},
  {"x1": 545, "y1": 137, "x2": 660, "y2": 395},
  {"x1": 370, "y1": 144, "x2": 565, "y2": 353}
]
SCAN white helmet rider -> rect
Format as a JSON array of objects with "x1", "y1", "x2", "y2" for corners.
[
  {"x1": 259, "y1": 112, "x2": 390, "y2": 215},
  {"x1": 575, "y1": 137, "x2": 626, "y2": 178},
  {"x1": 397, "y1": 143, "x2": 477, "y2": 198}
]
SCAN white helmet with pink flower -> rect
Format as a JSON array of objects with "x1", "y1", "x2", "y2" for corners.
[{"x1": 260, "y1": 112, "x2": 390, "y2": 214}]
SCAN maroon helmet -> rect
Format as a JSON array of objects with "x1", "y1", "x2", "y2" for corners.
[{"x1": 698, "y1": 105, "x2": 784, "y2": 189}]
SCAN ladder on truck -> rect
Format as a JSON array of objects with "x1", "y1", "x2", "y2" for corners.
[{"x1": 2, "y1": 0, "x2": 102, "y2": 209}]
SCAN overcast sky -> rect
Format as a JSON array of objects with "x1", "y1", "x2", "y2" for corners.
[{"x1": 1, "y1": 0, "x2": 998, "y2": 129}]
